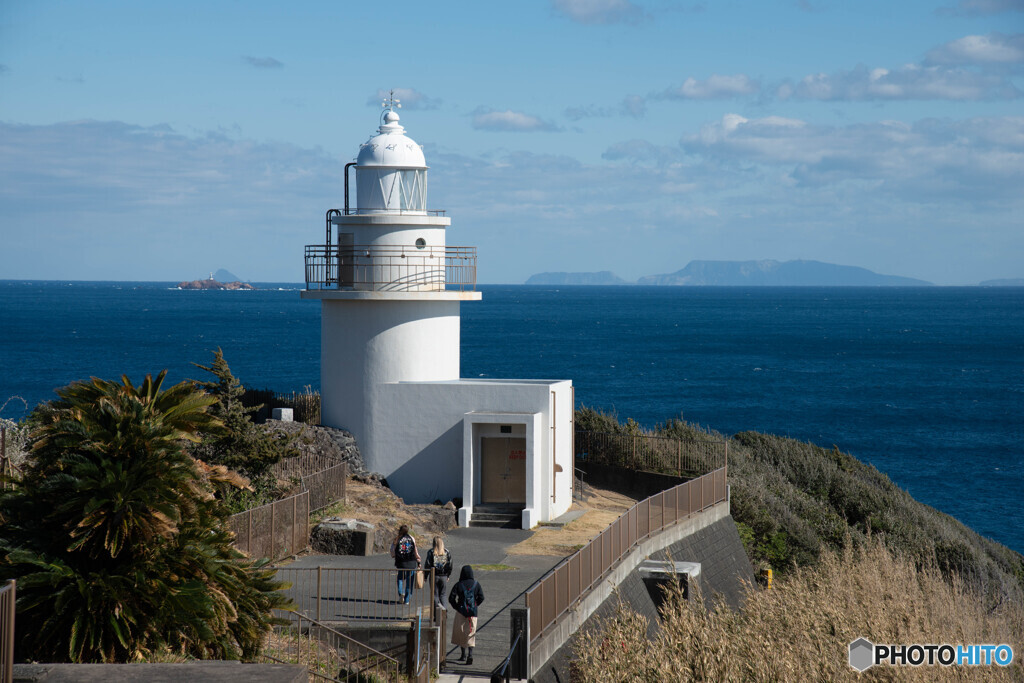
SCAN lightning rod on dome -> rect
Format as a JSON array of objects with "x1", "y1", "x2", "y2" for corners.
[{"x1": 381, "y1": 89, "x2": 402, "y2": 122}]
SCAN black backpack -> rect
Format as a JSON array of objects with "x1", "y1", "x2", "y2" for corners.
[
  {"x1": 461, "y1": 580, "x2": 478, "y2": 614},
  {"x1": 433, "y1": 550, "x2": 451, "y2": 576}
]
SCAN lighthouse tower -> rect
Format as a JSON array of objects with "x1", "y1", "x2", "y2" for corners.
[
  {"x1": 303, "y1": 94, "x2": 573, "y2": 528},
  {"x1": 302, "y1": 94, "x2": 481, "y2": 482}
]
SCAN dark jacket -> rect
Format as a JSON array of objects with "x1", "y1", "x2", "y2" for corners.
[
  {"x1": 424, "y1": 548, "x2": 452, "y2": 578},
  {"x1": 448, "y1": 565, "x2": 484, "y2": 617},
  {"x1": 391, "y1": 534, "x2": 420, "y2": 570}
]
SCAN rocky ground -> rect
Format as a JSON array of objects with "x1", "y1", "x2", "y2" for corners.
[
  {"x1": 265, "y1": 421, "x2": 457, "y2": 553},
  {"x1": 264, "y1": 420, "x2": 377, "y2": 481}
]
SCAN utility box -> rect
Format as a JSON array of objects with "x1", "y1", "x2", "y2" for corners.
[
  {"x1": 638, "y1": 560, "x2": 701, "y2": 613},
  {"x1": 272, "y1": 407, "x2": 294, "y2": 422}
]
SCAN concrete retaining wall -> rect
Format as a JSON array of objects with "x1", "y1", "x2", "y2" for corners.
[
  {"x1": 12, "y1": 661, "x2": 306, "y2": 682},
  {"x1": 529, "y1": 505, "x2": 755, "y2": 683}
]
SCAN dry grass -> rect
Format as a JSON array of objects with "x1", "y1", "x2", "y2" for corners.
[
  {"x1": 572, "y1": 539, "x2": 1024, "y2": 682},
  {"x1": 261, "y1": 624, "x2": 398, "y2": 682},
  {"x1": 507, "y1": 487, "x2": 637, "y2": 556}
]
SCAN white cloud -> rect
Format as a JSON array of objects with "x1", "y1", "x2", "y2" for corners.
[
  {"x1": 2, "y1": 115, "x2": 1021, "y2": 285},
  {"x1": 620, "y1": 94, "x2": 647, "y2": 118},
  {"x1": 925, "y1": 33, "x2": 1024, "y2": 65},
  {"x1": 684, "y1": 113, "x2": 1024, "y2": 203},
  {"x1": 659, "y1": 74, "x2": 760, "y2": 100},
  {"x1": 242, "y1": 56, "x2": 284, "y2": 69},
  {"x1": 552, "y1": 0, "x2": 643, "y2": 24},
  {"x1": 565, "y1": 95, "x2": 647, "y2": 121},
  {"x1": 471, "y1": 108, "x2": 561, "y2": 132},
  {"x1": 565, "y1": 104, "x2": 612, "y2": 120},
  {"x1": 779, "y1": 63, "x2": 1020, "y2": 101},
  {"x1": 0, "y1": 121, "x2": 339, "y2": 280},
  {"x1": 366, "y1": 87, "x2": 442, "y2": 111},
  {"x1": 601, "y1": 139, "x2": 686, "y2": 164}
]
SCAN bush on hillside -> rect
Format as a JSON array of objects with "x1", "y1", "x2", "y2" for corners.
[{"x1": 726, "y1": 430, "x2": 1024, "y2": 603}]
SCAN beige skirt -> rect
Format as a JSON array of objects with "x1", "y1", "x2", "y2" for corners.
[{"x1": 451, "y1": 612, "x2": 477, "y2": 648}]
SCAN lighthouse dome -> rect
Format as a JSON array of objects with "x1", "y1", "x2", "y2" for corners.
[
  {"x1": 357, "y1": 111, "x2": 427, "y2": 169},
  {"x1": 355, "y1": 108, "x2": 429, "y2": 213}
]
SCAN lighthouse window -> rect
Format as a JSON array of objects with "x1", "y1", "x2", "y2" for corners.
[
  {"x1": 398, "y1": 169, "x2": 426, "y2": 211},
  {"x1": 415, "y1": 238, "x2": 426, "y2": 249}
]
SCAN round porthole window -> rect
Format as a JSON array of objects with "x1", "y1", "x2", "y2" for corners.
[{"x1": 415, "y1": 238, "x2": 426, "y2": 249}]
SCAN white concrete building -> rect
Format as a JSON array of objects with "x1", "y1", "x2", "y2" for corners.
[{"x1": 302, "y1": 97, "x2": 573, "y2": 528}]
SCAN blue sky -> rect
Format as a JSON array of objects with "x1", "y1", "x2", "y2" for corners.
[{"x1": 1, "y1": 0, "x2": 1021, "y2": 284}]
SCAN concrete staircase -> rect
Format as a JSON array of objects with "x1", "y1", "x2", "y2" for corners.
[{"x1": 469, "y1": 506, "x2": 522, "y2": 528}]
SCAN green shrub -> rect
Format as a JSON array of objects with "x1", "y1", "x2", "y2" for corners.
[{"x1": 0, "y1": 371, "x2": 291, "y2": 663}]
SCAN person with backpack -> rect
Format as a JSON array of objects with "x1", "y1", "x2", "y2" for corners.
[
  {"x1": 390, "y1": 524, "x2": 421, "y2": 605},
  {"x1": 448, "y1": 565, "x2": 484, "y2": 665},
  {"x1": 423, "y1": 536, "x2": 453, "y2": 611}
]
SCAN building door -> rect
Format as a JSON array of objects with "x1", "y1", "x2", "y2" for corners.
[
  {"x1": 338, "y1": 233, "x2": 354, "y2": 287},
  {"x1": 480, "y1": 437, "x2": 527, "y2": 504}
]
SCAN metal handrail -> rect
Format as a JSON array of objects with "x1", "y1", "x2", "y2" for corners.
[
  {"x1": 274, "y1": 567, "x2": 436, "y2": 624},
  {"x1": 227, "y1": 490, "x2": 310, "y2": 562},
  {"x1": 1, "y1": 580, "x2": 14, "y2": 683},
  {"x1": 263, "y1": 612, "x2": 402, "y2": 682},
  {"x1": 492, "y1": 628, "x2": 523, "y2": 683},
  {"x1": 338, "y1": 208, "x2": 447, "y2": 216},
  {"x1": 575, "y1": 430, "x2": 727, "y2": 478},
  {"x1": 573, "y1": 466, "x2": 587, "y2": 502},
  {"x1": 304, "y1": 244, "x2": 476, "y2": 292},
  {"x1": 523, "y1": 467, "x2": 727, "y2": 644}
]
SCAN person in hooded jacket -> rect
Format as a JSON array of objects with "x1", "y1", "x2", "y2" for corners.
[{"x1": 448, "y1": 565, "x2": 485, "y2": 665}]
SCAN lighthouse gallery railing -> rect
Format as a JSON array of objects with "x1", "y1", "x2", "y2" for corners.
[{"x1": 304, "y1": 244, "x2": 477, "y2": 292}]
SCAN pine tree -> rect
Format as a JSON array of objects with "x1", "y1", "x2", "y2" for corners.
[{"x1": 191, "y1": 348, "x2": 297, "y2": 480}]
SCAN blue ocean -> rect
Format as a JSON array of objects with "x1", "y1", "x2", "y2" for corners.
[{"x1": 2, "y1": 282, "x2": 1022, "y2": 553}]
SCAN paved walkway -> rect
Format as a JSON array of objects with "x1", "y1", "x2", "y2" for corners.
[{"x1": 277, "y1": 525, "x2": 563, "y2": 679}]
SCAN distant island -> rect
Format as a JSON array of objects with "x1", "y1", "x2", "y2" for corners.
[
  {"x1": 525, "y1": 260, "x2": 933, "y2": 286},
  {"x1": 978, "y1": 278, "x2": 1024, "y2": 287},
  {"x1": 178, "y1": 272, "x2": 255, "y2": 290},
  {"x1": 638, "y1": 260, "x2": 932, "y2": 286},
  {"x1": 525, "y1": 271, "x2": 627, "y2": 285}
]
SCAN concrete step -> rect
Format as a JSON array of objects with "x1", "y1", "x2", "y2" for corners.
[
  {"x1": 469, "y1": 518, "x2": 518, "y2": 528},
  {"x1": 468, "y1": 508, "x2": 521, "y2": 528}
]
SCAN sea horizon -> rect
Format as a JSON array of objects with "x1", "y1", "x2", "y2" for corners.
[{"x1": 2, "y1": 280, "x2": 1022, "y2": 554}]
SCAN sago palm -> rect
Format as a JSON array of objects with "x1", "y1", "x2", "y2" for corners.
[{"x1": 0, "y1": 371, "x2": 291, "y2": 663}]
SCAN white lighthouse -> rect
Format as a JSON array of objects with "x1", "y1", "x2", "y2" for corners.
[{"x1": 303, "y1": 94, "x2": 573, "y2": 528}]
